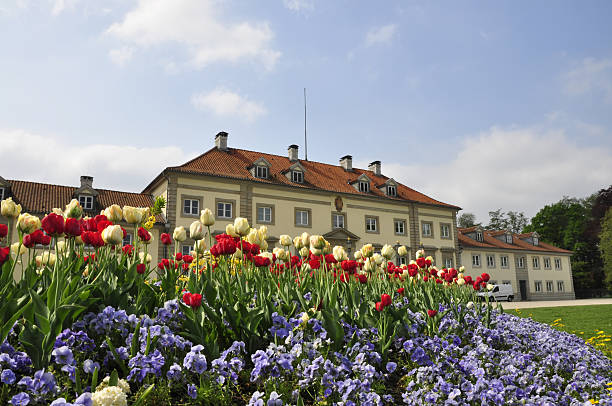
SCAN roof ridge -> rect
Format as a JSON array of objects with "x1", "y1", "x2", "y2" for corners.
[{"x1": 9, "y1": 179, "x2": 150, "y2": 196}]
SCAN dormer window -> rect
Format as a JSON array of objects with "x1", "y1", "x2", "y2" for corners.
[
  {"x1": 506, "y1": 234, "x2": 513, "y2": 244},
  {"x1": 533, "y1": 236, "x2": 538, "y2": 246},
  {"x1": 291, "y1": 170, "x2": 303, "y2": 183},
  {"x1": 255, "y1": 165, "x2": 268, "y2": 179},
  {"x1": 0, "y1": 187, "x2": 4, "y2": 200},
  {"x1": 476, "y1": 231, "x2": 483, "y2": 242},
  {"x1": 359, "y1": 181, "x2": 369, "y2": 193},
  {"x1": 387, "y1": 185, "x2": 396, "y2": 197},
  {"x1": 79, "y1": 195, "x2": 93, "y2": 210}
]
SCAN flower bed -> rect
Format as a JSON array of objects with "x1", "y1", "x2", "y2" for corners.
[{"x1": 0, "y1": 199, "x2": 611, "y2": 405}]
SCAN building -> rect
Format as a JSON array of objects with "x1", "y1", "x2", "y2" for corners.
[
  {"x1": 0, "y1": 175, "x2": 166, "y2": 267},
  {"x1": 458, "y1": 226, "x2": 575, "y2": 300},
  {"x1": 142, "y1": 131, "x2": 462, "y2": 266}
]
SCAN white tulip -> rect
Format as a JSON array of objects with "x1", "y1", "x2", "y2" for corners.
[
  {"x1": 11, "y1": 242, "x2": 26, "y2": 256},
  {"x1": 200, "y1": 208, "x2": 215, "y2": 226},
  {"x1": 225, "y1": 224, "x2": 239, "y2": 238},
  {"x1": 173, "y1": 226, "x2": 187, "y2": 242},
  {"x1": 300, "y1": 232, "x2": 310, "y2": 248},
  {"x1": 299, "y1": 246, "x2": 309, "y2": 257},
  {"x1": 189, "y1": 221, "x2": 205, "y2": 240},
  {"x1": 16, "y1": 213, "x2": 41, "y2": 234},
  {"x1": 64, "y1": 199, "x2": 83, "y2": 220},
  {"x1": 293, "y1": 236, "x2": 304, "y2": 250},
  {"x1": 373, "y1": 253, "x2": 384, "y2": 265},
  {"x1": 360, "y1": 244, "x2": 373, "y2": 258},
  {"x1": 233, "y1": 217, "x2": 250, "y2": 236},
  {"x1": 397, "y1": 245, "x2": 408, "y2": 257},
  {"x1": 381, "y1": 244, "x2": 395, "y2": 260},
  {"x1": 1, "y1": 197, "x2": 22, "y2": 218},
  {"x1": 104, "y1": 205, "x2": 123, "y2": 223},
  {"x1": 309, "y1": 235, "x2": 326, "y2": 249},
  {"x1": 332, "y1": 245, "x2": 347, "y2": 262},
  {"x1": 101, "y1": 225, "x2": 123, "y2": 245},
  {"x1": 193, "y1": 239, "x2": 207, "y2": 254},
  {"x1": 279, "y1": 234, "x2": 292, "y2": 247}
]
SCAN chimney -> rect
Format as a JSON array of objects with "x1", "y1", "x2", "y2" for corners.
[
  {"x1": 288, "y1": 144, "x2": 299, "y2": 162},
  {"x1": 80, "y1": 175, "x2": 93, "y2": 188},
  {"x1": 215, "y1": 131, "x2": 228, "y2": 151},
  {"x1": 339, "y1": 155, "x2": 353, "y2": 171},
  {"x1": 368, "y1": 160, "x2": 381, "y2": 176}
]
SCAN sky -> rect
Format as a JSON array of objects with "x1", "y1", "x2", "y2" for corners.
[{"x1": 1, "y1": 0, "x2": 611, "y2": 223}]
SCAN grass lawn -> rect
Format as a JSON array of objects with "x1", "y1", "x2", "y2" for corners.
[{"x1": 508, "y1": 304, "x2": 612, "y2": 358}]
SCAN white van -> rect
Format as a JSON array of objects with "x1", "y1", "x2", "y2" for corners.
[{"x1": 477, "y1": 284, "x2": 515, "y2": 302}]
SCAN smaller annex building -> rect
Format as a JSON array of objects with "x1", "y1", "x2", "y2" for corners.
[{"x1": 458, "y1": 226, "x2": 575, "y2": 301}]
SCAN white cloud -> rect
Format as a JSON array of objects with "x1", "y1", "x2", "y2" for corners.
[
  {"x1": 191, "y1": 88, "x2": 267, "y2": 121},
  {"x1": 50, "y1": 0, "x2": 80, "y2": 16},
  {"x1": 0, "y1": 129, "x2": 197, "y2": 192},
  {"x1": 106, "y1": 0, "x2": 281, "y2": 70},
  {"x1": 365, "y1": 24, "x2": 398, "y2": 47},
  {"x1": 108, "y1": 46, "x2": 134, "y2": 67},
  {"x1": 563, "y1": 57, "x2": 612, "y2": 102},
  {"x1": 379, "y1": 126, "x2": 612, "y2": 223},
  {"x1": 283, "y1": 0, "x2": 314, "y2": 12}
]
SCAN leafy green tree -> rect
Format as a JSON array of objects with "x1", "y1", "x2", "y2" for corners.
[
  {"x1": 485, "y1": 209, "x2": 528, "y2": 233},
  {"x1": 457, "y1": 212, "x2": 478, "y2": 228},
  {"x1": 600, "y1": 207, "x2": 612, "y2": 289}
]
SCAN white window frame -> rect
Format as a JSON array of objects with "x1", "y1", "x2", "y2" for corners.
[
  {"x1": 399, "y1": 256, "x2": 407, "y2": 266},
  {"x1": 332, "y1": 213, "x2": 345, "y2": 229},
  {"x1": 183, "y1": 199, "x2": 199, "y2": 216},
  {"x1": 394, "y1": 220, "x2": 406, "y2": 235},
  {"x1": 445, "y1": 258, "x2": 453, "y2": 269},
  {"x1": 486, "y1": 255, "x2": 495, "y2": 268},
  {"x1": 554, "y1": 258, "x2": 562, "y2": 270},
  {"x1": 422, "y1": 223, "x2": 432, "y2": 237},
  {"x1": 535, "y1": 281, "x2": 542, "y2": 292},
  {"x1": 544, "y1": 258, "x2": 551, "y2": 269},
  {"x1": 359, "y1": 181, "x2": 369, "y2": 193},
  {"x1": 546, "y1": 281, "x2": 553, "y2": 292},
  {"x1": 472, "y1": 254, "x2": 481, "y2": 267},
  {"x1": 476, "y1": 231, "x2": 483, "y2": 242},
  {"x1": 365, "y1": 217, "x2": 377, "y2": 232},
  {"x1": 532, "y1": 257, "x2": 540, "y2": 269},
  {"x1": 557, "y1": 281, "x2": 564, "y2": 292},
  {"x1": 505, "y1": 234, "x2": 512, "y2": 244},
  {"x1": 517, "y1": 257, "x2": 525, "y2": 269},
  {"x1": 255, "y1": 165, "x2": 268, "y2": 179},
  {"x1": 257, "y1": 206, "x2": 272, "y2": 223},
  {"x1": 441, "y1": 224, "x2": 450, "y2": 238},
  {"x1": 500, "y1": 255, "x2": 509, "y2": 268},
  {"x1": 291, "y1": 171, "x2": 304, "y2": 183},
  {"x1": 79, "y1": 195, "x2": 94, "y2": 210},
  {"x1": 387, "y1": 185, "x2": 396, "y2": 197},
  {"x1": 123, "y1": 233, "x2": 132, "y2": 247},
  {"x1": 0, "y1": 187, "x2": 5, "y2": 200},
  {"x1": 296, "y1": 210, "x2": 309, "y2": 226},
  {"x1": 217, "y1": 202, "x2": 233, "y2": 219},
  {"x1": 182, "y1": 245, "x2": 193, "y2": 256}
]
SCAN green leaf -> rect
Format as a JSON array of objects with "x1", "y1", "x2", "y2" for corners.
[
  {"x1": 105, "y1": 338, "x2": 129, "y2": 376},
  {"x1": 132, "y1": 384, "x2": 156, "y2": 406},
  {"x1": 91, "y1": 367, "x2": 99, "y2": 392},
  {"x1": 109, "y1": 369, "x2": 119, "y2": 387},
  {"x1": 131, "y1": 321, "x2": 142, "y2": 358}
]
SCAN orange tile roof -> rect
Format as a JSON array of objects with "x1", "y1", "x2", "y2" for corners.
[
  {"x1": 147, "y1": 147, "x2": 460, "y2": 209},
  {"x1": 6, "y1": 180, "x2": 165, "y2": 223},
  {"x1": 458, "y1": 228, "x2": 571, "y2": 254}
]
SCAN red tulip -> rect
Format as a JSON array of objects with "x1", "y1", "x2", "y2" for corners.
[
  {"x1": 137, "y1": 227, "x2": 151, "y2": 242},
  {"x1": 39, "y1": 234, "x2": 51, "y2": 246},
  {"x1": 427, "y1": 309, "x2": 438, "y2": 317},
  {"x1": 136, "y1": 263, "x2": 146, "y2": 274},
  {"x1": 122, "y1": 245, "x2": 134, "y2": 256},
  {"x1": 375, "y1": 301, "x2": 384, "y2": 312},
  {"x1": 0, "y1": 246, "x2": 10, "y2": 266},
  {"x1": 416, "y1": 257, "x2": 426, "y2": 268},
  {"x1": 64, "y1": 218, "x2": 82, "y2": 237},
  {"x1": 0, "y1": 224, "x2": 8, "y2": 239},
  {"x1": 481, "y1": 272, "x2": 490, "y2": 282},
  {"x1": 356, "y1": 273, "x2": 368, "y2": 284},
  {"x1": 381, "y1": 294, "x2": 392, "y2": 307},
  {"x1": 397, "y1": 287, "x2": 405, "y2": 296},
  {"x1": 183, "y1": 255, "x2": 193, "y2": 264},
  {"x1": 175, "y1": 252, "x2": 183, "y2": 261},
  {"x1": 41, "y1": 213, "x2": 64, "y2": 236},
  {"x1": 160, "y1": 233, "x2": 172, "y2": 245}
]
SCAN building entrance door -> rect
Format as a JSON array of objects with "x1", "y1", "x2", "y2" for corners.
[{"x1": 519, "y1": 280, "x2": 527, "y2": 301}]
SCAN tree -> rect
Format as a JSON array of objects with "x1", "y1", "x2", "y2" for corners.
[
  {"x1": 485, "y1": 209, "x2": 528, "y2": 233},
  {"x1": 458, "y1": 213, "x2": 478, "y2": 228},
  {"x1": 599, "y1": 207, "x2": 612, "y2": 289}
]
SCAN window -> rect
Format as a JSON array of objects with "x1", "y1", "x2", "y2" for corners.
[
  {"x1": 505, "y1": 234, "x2": 512, "y2": 244},
  {"x1": 517, "y1": 257, "x2": 525, "y2": 269},
  {"x1": 422, "y1": 222, "x2": 433, "y2": 238},
  {"x1": 79, "y1": 195, "x2": 93, "y2": 210},
  {"x1": 554, "y1": 258, "x2": 562, "y2": 270},
  {"x1": 398, "y1": 256, "x2": 407, "y2": 266},
  {"x1": 440, "y1": 224, "x2": 451, "y2": 239},
  {"x1": 490, "y1": 280, "x2": 498, "y2": 285},
  {"x1": 0, "y1": 187, "x2": 4, "y2": 200},
  {"x1": 486, "y1": 255, "x2": 495, "y2": 268},
  {"x1": 359, "y1": 181, "x2": 369, "y2": 193},
  {"x1": 183, "y1": 199, "x2": 199, "y2": 216},
  {"x1": 533, "y1": 236, "x2": 539, "y2": 246},
  {"x1": 291, "y1": 171, "x2": 303, "y2": 183},
  {"x1": 444, "y1": 257, "x2": 453, "y2": 269},
  {"x1": 535, "y1": 281, "x2": 542, "y2": 292},
  {"x1": 502, "y1": 280, "x2": 512, "y2": 286},
  {"x1": 557, "y1": 281, "x2": 564, "y2": 292},
  {"x1": 387, "y1": 185, "x2": 396, "y2": 197},
  {"x1": 546, "y1": 281, "x2": 553, "y2": 292},
  {"x1": 182, "y1": 245, "x2": 193, "y2": 256},
  {"x1": 332, "y1": 213, "x2": 345, "y2": 229},
  {"x1": 295, "y1": 209, "x2": 310, "y2": 227},
  {"x1": 472, "y1": 254, "x2": 481, "y2": 267},
  {"x1": 476, "y1": 231, "x2": 483, "y2": 242},
  {"x1": 394, "y1": 220, "x2": 406, "y2": 235},
  {"x1": 500, "y1": 255, "x2": 509, "y2": 268},
  {"x1": 544, "y1": 257, "x2": 551, "y2": 269},
  {"x1": 255, "y1": 166, "x2": 268, "y2": 179},
  {"x1": 217, "y1": 202, "x2": 233, "y2": 219},
  {"x1": 365, "y1": 217, "x2": 378, "y2": 233},
  {"x1": 257, "y1": 206, "x2": 272, "y2": 223},
  {"x1": 123, "y1": 233, "x2": 132, "y2": 247},
  {"x1": 532, "y1": 257, "x2": 540, "y2": 269}
]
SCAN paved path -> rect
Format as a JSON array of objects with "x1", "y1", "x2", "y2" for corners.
[{"x1": 500, "y1": 298, "x2": 612, "y2": 310}]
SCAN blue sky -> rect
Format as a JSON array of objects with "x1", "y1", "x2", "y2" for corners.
[{"x1": 1, "y1": 0, "x2": 611, "y2": 222}]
